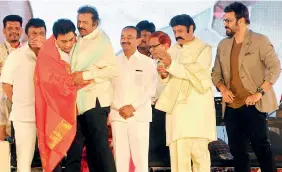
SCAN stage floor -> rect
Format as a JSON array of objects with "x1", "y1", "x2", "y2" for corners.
[
  {"x1": 149, "y1": 167, "x2": 282, "y2": 172},
  {"x1": 15, "y1": 167, "x2": 282, "y2": 172}
]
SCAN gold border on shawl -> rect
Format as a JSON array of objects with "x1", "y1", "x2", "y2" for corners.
[{"x1": 47, "y1": 119, "x2": 72, "y2": 149}]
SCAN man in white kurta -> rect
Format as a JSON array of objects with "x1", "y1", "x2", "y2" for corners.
[
  {"x1": 70, "y1": 6, "x2": 118, "y2": 172},
  {"x1": 155, "y1": 14, "x2": 217, "y2": 172},
  {"x1": 110, "y1": 26, "x2": 157, "y2": 172}
]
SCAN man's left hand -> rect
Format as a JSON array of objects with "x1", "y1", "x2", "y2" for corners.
[
  {"x1": 245, "y1": 93, "x2": 262, "y2": 106},
  {"x1": 119, "y1": 105, "x2": 135, "y2": 119},
  {"x1": 73, "y1": 72, "x2": 85, "y2": 85},
  {"x1": 154, "y1": 49, "x2": 172, "y2": 67}
]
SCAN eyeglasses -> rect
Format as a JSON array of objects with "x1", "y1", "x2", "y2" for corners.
[
  {"x1": 223, "y1": 18, "x2": 236, "y2": 23},
  {"x1": 149, "y1": 43, "x2": 161, "y2": 49}
]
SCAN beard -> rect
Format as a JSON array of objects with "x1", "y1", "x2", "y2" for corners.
[{"x1": 225, "y1": 27, "x2": 235, "y2": 37}]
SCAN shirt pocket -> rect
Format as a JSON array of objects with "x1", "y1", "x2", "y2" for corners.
[
  {"x1": 133, "y1": 70, "x2": 145, "y2": 86},
  {"x1": 242, "y1": 52, "x2": 261, "y2": 70}
]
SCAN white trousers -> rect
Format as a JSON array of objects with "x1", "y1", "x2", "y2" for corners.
[
  {"x1": 0, "y1": 141, "x2": 10, "y2": 172},
  {"x1": 111, "y1": 118, "x2": 149, "y2": 172},
  {"x1": 13, "y1": 121, "x2": 37, "y2": 172},
  {"x1": 169, "y1": 138, "x2": 211, "y2": 172}
]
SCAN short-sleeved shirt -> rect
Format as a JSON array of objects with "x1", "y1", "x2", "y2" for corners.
[{"x1": 1, "y1": 44, "x2": 36, "y2": 122}]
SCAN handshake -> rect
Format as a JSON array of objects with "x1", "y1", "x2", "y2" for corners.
[{"x1": 71, "y1": 72, "x2": 92, "y2": 86}]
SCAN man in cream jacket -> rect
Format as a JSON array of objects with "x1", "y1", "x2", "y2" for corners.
[
  {"x1": 155, "y1": 14, "x2": 217, "y2": 172},
  {"x1": 70, "y1": 6, "x2": 118, "y2": 172}
]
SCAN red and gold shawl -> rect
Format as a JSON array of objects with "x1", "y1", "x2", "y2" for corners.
[{"x1": 34, "y1": 35, "x2": 81, "y2": 171}]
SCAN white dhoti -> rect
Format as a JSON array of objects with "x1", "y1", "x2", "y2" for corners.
[
  {"x1": 165, "y1": 90, "x2": 216, "y2": 172},
  {"x1": 169, "y1": 138, "x2": 210, "y2": 172},
  {"x1": 111, "y1": 117, "x2": 150, "y2": 172},
  {"x1": 0, "y1": 141, "x2": 10, "y2": 172},
  {"x1": 13, "y1": 121, "x2": 36, "y2": 172}
]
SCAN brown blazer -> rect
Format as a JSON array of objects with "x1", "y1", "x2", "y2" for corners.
[{"x1": 212, "y1": 30, "x2": 281, "y2": 115}]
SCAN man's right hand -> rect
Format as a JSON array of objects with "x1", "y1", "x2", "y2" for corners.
[
  {"x1": 218, "y1": 84, "x2": 235, "y2": 103},
  {"x1": 29, "y1": 36, "x2": 46, "y2": 49},
  {"x1": 157, "y1": 66, "x2": 169, "y2": 79}
]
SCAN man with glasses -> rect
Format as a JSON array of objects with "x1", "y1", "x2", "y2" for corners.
[
  {"x1": 212, "y1": 2, "x2": 281, "y2": 172},
  {"x1": 147, "y1": 31, "x2": 171, "y2": 164}
]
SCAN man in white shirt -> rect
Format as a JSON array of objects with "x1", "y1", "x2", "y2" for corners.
[
  {"x1": 70, "y1": 5, "x2": 118, "y2": 172},
  {"x1": 111, "y1": 26, "x2": 157, "y2": 172},
  {"x1": 1, "y1": 18, "x2": 46, "y2": 172},
  {"x1": 0, "y1": 15, "x2": 23, "y2": 141}
]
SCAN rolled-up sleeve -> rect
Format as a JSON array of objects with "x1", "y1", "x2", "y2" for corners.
[
  {"x1": 1, "y1": 52, "x2": 19, "y2": 85},
  {"x1": 260, "y1": 35, "x2": 281, "y2": 84}
]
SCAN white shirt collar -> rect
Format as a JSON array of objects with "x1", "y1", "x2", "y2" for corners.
[
  {"x1": 22, "y1": 44, "x2": 37, "y2": 60},
  {"x1": 4, "y1": 40, "x2": 19, "y2": 51},
  {"x1": 55, "y1": 43, "x2": 71, "y2": 64},
  {"x1": 55, "y1": 42, "x2": 69, "y2": 55},
  {"x1": 121, "y1": 50, "x2": 141, "y2": 60}
]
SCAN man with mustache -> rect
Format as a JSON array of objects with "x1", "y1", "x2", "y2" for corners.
[
  {"x1": 0, "y1": 15, "x2": 23, "y2": 141},
  {"x1": 1, "y1": 18, "x2": 46, "y2": 172},
  {"x1": 110, "y1": 26, "x2": 157, "y2": 172},
  {"x1": 136, "y1": 20, "x2": 156, "y2": 56},
  {"x1": 212, "y1": 2, "x2": 281, "y2": 172},
  {"x1": 70, "y1": 5, "x2": 118, "y2": 172},
  {"x1": 155, "y1": 14, "x2": 217, "y2": 172},
  {"x1": 0, "y1": 1, "x2": 32, "y2": 43}
]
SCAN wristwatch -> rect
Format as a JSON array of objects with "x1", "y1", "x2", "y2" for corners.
[{"x1": 257, "y1": 87, "x2": 265, "y2": 96}]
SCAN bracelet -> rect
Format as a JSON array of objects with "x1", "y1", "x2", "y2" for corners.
[{"x1": 257, "y1": 87, "x2": 265, "y2": 96}]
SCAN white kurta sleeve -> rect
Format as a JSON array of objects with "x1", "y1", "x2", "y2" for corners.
[{"x1": 166, "y1": 46, "x2": 212, "y2": 93}]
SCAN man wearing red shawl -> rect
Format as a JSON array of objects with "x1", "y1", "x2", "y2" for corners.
[{"x1": 34, "y1": 19, "x2": 90, "y2": 172}]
